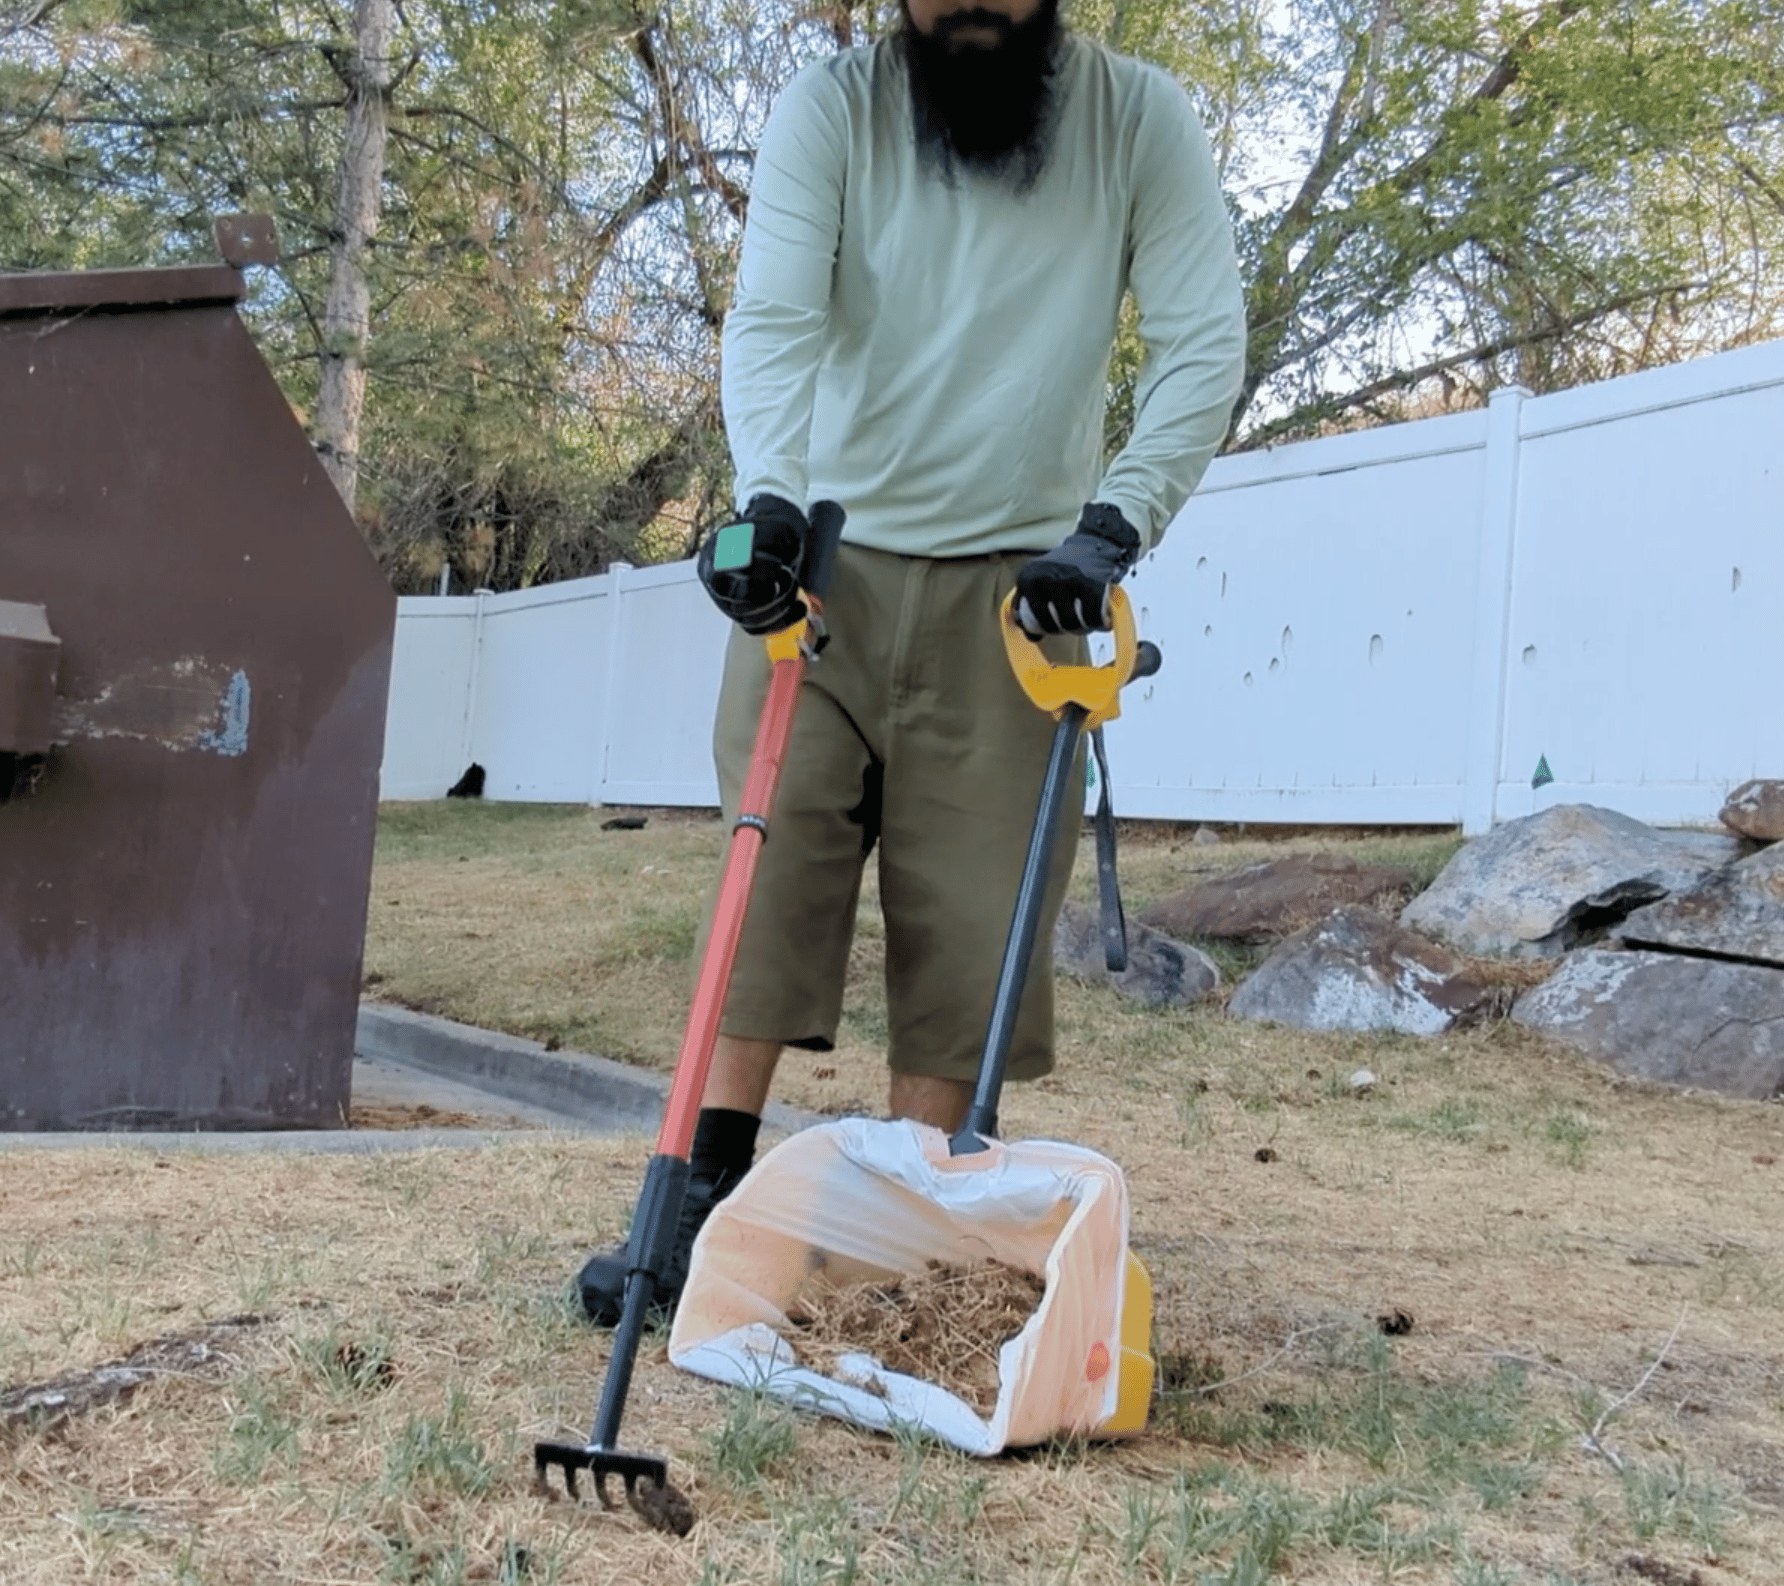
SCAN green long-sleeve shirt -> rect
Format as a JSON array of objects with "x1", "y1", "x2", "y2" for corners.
[{"x1": 720, "y1": 34, "x2": 1248, "y2": 557}]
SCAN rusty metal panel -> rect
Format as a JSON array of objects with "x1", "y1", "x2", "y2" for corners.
[
  {"x1": 0, "y1": 267, "x2": 395, "y2": 1130},
  {"x1": 0, "y1": 602, "x2": 59, "y2": 754}
]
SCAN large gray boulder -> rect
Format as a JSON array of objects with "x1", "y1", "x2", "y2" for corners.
[
  {"x1": 1228, "y1": 906, "x2": 1494, "y2": 1035},
  {"x1": 1620, "y1": 841, "x2": 1784, "y2": 969},
  {"x1": 1053, "y1": 901, "x2": 1221, "y2": 1008},
  {"x1": 1721, "y1": 779, "x2": 1784, "y2": 843},
  {"x1": 1139, "y1": 853, "x2": 1417, "y2": 944},
  {"x1": 1400, "y1": 804, "x2": 1738, "y2": 959},
  {"x1": 1512, "y1": 949, "x2": 1784, "y2": 1100}
]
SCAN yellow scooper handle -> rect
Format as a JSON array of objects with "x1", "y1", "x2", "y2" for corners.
[{"x1": 1000, "y1": 585, "x2": 1154, "y2": 731}]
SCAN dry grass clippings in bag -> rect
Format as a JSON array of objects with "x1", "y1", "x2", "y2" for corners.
[{"x1": 784, "y1": 1259, "x2": 1047, "y2": 1415}]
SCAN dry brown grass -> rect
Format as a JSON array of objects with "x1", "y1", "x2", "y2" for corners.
[{"x1": 4, "y1": 806, "x2": 1782, "y2": 1584}]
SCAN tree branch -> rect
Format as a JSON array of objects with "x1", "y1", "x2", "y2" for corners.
[
  {"x1": 1733, "y1": 154, "x2": 1784, "y2": 218},
  {"x1": 1239, "y1": 277, "x2": 1710, "y2": 447}
]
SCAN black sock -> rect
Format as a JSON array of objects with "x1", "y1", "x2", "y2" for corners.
[{"x1": 689, "y1": 1107, "x2": 761, "y2": 1184}]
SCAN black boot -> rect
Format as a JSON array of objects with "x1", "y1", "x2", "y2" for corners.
[{"x1": 576, "y1": 1108, "x2": 760, "y2": 1327}]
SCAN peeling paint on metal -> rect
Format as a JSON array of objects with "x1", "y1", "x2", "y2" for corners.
[
  {"x1": 51, "y1": 660, "x2": 250, "y2": 754},
  {"x1": 197, "y1": 670, "x2": 250, "y2": 756}
]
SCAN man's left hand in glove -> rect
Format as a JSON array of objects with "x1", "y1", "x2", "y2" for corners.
[
  {"x1": 696, "y1": 493, "x2": 812, "y2": 635},
  {"x1": 1013, "y1": 503, "x2": 1143, "y2": 638}
]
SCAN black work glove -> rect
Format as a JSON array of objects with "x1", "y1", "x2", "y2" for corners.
[
  {"x1": 696, "y1": 493, "x2": 811, "y2": 635},
  {"x1": 1013, "y1": 502, "x2": 1143, "y2": 638}
]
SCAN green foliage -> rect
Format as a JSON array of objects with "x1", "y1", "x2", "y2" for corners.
[
  {"x1": 7, "y1": 0, "x2": 1778, "y2": 581},
  {"x1": 1086, "y1": 0, "x2": 1784, "y2": 442}
]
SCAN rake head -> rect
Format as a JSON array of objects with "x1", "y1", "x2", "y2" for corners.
[{"x1": 533, "y1": 1440, "x2": 694, "y2": 1536}]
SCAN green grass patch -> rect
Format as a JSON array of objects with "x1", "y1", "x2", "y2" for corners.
[
  {"x1": 705, "y1": 1389, "x2": 803, "y2": 1492},
  {"x1": 385, "y1": 1389, "x2": 495, "y2": 1498}
]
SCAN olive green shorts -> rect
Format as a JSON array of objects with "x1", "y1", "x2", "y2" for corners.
[{"x1": 706, "y1": 542, "x2": 1086, "y2": 1082}]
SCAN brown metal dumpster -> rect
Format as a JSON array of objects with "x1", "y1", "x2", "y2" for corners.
[{"x1": 0, "y1": 256, "x2": 395, "y2": 1130}]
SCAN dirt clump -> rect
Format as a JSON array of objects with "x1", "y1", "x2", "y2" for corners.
[{"x1": 785, "y1": 1258, "x2": 1046, "y2": 1416}]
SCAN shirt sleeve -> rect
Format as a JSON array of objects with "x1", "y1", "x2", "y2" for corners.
[
  {"x1": 720, "y1": 63, "x2": 850, "y2": 513},
  {"x1": 1095, "y1": 70, "x2": 1248, "y2": 551}
]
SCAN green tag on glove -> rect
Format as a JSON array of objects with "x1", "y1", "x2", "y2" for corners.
[{"x1": 712, "y1": 520, "x2": 755, "y2": 573}]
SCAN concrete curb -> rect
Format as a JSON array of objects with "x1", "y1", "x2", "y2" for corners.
[
  {"x1": 0, "y1": 1005, "x2": 820, "y2": 1154},
  {"x1": 0, "y1": 1127, "x2": 536, "y2": 1155},
  {"x1": 353, "y1": 1003, "x2": 818, "y2": 1136}
]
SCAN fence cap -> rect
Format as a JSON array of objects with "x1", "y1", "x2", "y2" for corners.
[{"x1": 0, "y1": 264, "x2": 244, "y2": 320}]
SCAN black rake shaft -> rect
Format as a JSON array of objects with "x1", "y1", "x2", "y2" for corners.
[
  {"x1": 535, "y1": 1155, "x2": 694, "y2": 1533},
  {"x1": 533, "y1": 1265, "x2": 663, "y2": 1481},
  {"x1": 950, "y1": 704, "x2": 1087, "y2": 1156}
]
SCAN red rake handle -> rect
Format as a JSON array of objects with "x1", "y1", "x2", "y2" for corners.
[
  {"x1": 655, "y1": 498, "x2": 845, "y2": 1163},
  {"x1": 655, "y1": 655, "x2": 803, "y2": 1162}
]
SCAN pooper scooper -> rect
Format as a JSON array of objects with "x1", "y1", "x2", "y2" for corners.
[{"x1": 666, "y1": 587, "x2": 1160, "y2": 1455}]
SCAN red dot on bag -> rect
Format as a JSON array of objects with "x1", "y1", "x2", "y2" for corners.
[{"x1": 1085, "y1": 1342, "x2": 1111, "y2": 1382}]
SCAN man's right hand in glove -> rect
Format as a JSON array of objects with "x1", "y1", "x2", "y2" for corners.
[
  {"x1": 1013, "y1": 502, "x2": 1143, "y2": 638},
  {"x1": 696, "y1": 493, "x2": 811, "y2": 635}
]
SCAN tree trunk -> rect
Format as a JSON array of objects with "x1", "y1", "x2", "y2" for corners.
[{"x1": 315, "y1": 0, "x2": 394, "y2": 514}]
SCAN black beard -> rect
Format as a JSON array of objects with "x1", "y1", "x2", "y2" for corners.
[{"x1": 896, "y1": 1, "x2": 1064, "y2": 189}]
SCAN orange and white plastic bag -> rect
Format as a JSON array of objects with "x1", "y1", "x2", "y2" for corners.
[{"x1": 667, "y1": 1118, "x2": 1152, "y2": 1456}]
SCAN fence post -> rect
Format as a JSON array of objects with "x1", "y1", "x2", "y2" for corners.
[
  {"x1": 594, "y1": 561, "x2": 633, "y2": 807},
  {"x1": 459, "y1": 586, "x2": 489, "y2": 777},
  {"x1": 1460, "y1": 385, "x2": 1528, "y2": 835}
]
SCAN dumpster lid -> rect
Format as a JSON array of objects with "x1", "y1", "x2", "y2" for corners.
[{"x1": 0, "y1": 264, "x2": 244, "y2": 320}]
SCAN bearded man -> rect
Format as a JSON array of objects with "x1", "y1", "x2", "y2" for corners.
[{"x1": 578, "y1": 0, "x2": 1247, "y2": 1326}]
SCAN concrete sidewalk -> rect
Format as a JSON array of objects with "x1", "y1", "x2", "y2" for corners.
[{"x1": 0, "y1": 1003, "x2": 817, "y2": 1154}]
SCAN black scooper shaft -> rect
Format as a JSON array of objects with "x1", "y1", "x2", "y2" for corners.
[{"x1": 949, "y1": 703, "x2": 1086, "y2": 1156}]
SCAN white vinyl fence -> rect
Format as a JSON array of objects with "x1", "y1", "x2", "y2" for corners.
[{"x1": 380, "y1": 337, "x2": 1784, "y2": 832}]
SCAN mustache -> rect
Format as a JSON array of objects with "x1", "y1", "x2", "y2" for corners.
[{"x1": 931, "y1": 7, "x2": 1019, "y2": 46}]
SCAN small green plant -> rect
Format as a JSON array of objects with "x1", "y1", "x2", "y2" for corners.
[
  {"x1": 1205, "y1": 1545, "x2": 1272, "y2": 1586},
  {"x1": 1177, "y1": 1087, "x2": 1211, "y2": 1146},
  {"x1": 1319, "y1": 1482, "x2": 1396, "y2": 1551},
  {"x1": 385, "y1": 1389, "x2": 493, "y2": 1497},
  {"x1": 705, "y1": 1388, "x2": 800, "y2": 1491},
  {"x1": 1191, "y1": 936, "x2": 1268, "y2": 984},
  {"x1": 471, "y1": 1226, "x2": 555, "y2": 1285},
  {"x1": 1542, "y1": 1108, "x2": 1593, "y2": 1169},
  {"x1": 769, "y1": 1498, "x2": 863, "y2": 1586},
  {"x1": 1152, "y1": 1478, "x2": 1241, "y2": 1580},
  {"x1": 377, "y1": 1531, "x2": 469, "y2": 1586},
  {"x1": 1382, "y1": 1097, "x2": 1487, "y2": 1143},
  {"x1": 956, "y1": 1472, "x2": 990, "y2": 1525},
  {"x1": 1230, "y1": 1479, "x2": 1315, "y2": 1569},
  {"x1": 1, "y1": 1235, "x2": 42, "y2": 1279},
  {"x1": 301, "y1": 1324, "x2": 398, "y2": 1397},
  {"x1": 1621, "y1": 1455, "x2": 1732, "y2": 1555},
  {"x1": 1453, "y1": 1552, "x2": 1520, "y2": 1586},
  {"x1": 221, "y1": 1237, "x2": 314, "y2": 1310},
  {"x1": 213, "y1": 1376, "x2": 300, "y2": 1485},
  {"x1": 1460, "y1": 1455, "x2": 1540, "y2": 1511},
  {"x1": 1119, "y1": 1484, "x2": 1166, "y2": 1570}
]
